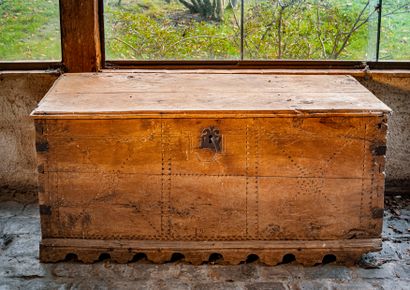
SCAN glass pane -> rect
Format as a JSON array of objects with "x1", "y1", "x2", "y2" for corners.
[
  {"x1": 104, "y1": 0, "x2": 241, "y2": 60},
  {"x1": 0, "y1": 0, "x2": 61, "y2": 61},
  {"x1": 380, "y1": 0, "x2": 410, "y2": 60},
  {"x1": 244, "y1": 0, "x2": 378, "y2": 60}
]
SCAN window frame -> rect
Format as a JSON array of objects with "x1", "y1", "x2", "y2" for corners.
[
  {"x1": 100, "y1": 0, "x2": 410, "y2": 70},
  {"x1": 103, "y1": 60, "x2": 410, "y2": 70}
]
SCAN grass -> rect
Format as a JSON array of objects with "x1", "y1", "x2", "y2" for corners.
[
  {"x1": 0, "y1": 0, "x2": 61, "y2": 61},
  {"x1": 380, "y1": 10, "x2": 410, "y2": 60}
]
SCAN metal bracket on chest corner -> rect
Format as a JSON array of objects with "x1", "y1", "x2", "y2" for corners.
[
  {"x1": 200, "y1": 127, "x2": 222, "y2": 152},
  {"x1": 371, "y1": 144, "x2": 387, "y2": 156},
  {"x1": 39, "y1": 205, "x2": 52, "y2": 216},
  {"x1": 36, "y1": 141, "x2": 49, "y2": 153}
]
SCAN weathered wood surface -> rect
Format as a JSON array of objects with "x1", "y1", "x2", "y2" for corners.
[
  {"x1": 31, "y1": 73, "x2": 390, "y2": 118},
  {"x1": 40, "y1": 238, "x2": 381, "y2": 265},
  {"x1": 33, "y1": 73, "x2": 390, "y2": 264}
]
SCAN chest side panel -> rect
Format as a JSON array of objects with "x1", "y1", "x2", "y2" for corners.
[{"x1": 35, "y1": 115, "x2": 386, "y2": 241}]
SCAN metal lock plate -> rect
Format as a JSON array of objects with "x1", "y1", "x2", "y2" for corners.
[{"x1": 200, "y1": 127, "x2": 221, "y2": 152}]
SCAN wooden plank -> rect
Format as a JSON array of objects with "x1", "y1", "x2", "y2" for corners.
[
  {"x1": 42, "y1": 172, "x2": 379, "y2": 241},
  {"x1": 31, "y1": 74, "x2": 391, "y2": 117},
  {"x1": 164, "y1": 119, "x2": 247, "y2": 176},
  {"x1": 38, "y1": 116, "x2": 385, "y2": 242},
  {"x1": 47, "y1": 74, "x2": 370, "y2": 94},
  {"x1": 57, "y1": 205, "x2": 162, "y2": 239},
  {"x1": 169, "y1": 176, "x2": 247, "y2": 240},
  {"x1": 258, "y1": 117, "x2": 369, "y2": 179},
  {"x1": 33, "y1": 92, "x2": 387, "y2": 116},
  {"x1": 364, "y1": 115, "x2": 388, "y2": 235},
  {"x1": 45, "y1": 120, "x2": 162, "y2": 174},
  {"x1": 257, "y1": 177, "x2": 377, "y2": 240},
  {"x1": 60, "y1": 0, "x2": 101, "y2": 72},
  {"x1": 42, "y1": 172, "x2": 163, "y2": 239},
  {"x1": 42, "y1": 117, "x2": 379, "y2": 178},
  {"x1": 52, "y1": 172, "x2": 162, "y2": 207},
  {"x1": 39, "y1": 238, "x2": 382, "y2": 265},
  {"x1": 41, "y1": 238, "x2": 382, "y2": 250},
  {"x1": 44, "y1": 119, "x2": 161, "y2": 137}
]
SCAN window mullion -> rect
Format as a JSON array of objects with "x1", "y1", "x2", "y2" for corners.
[
  {"x1": 376, "y1": 0, "x2": 383, "y2": 61},
  {"x1": 240, "y1": 0, "x2": 245, "y2": 60}
]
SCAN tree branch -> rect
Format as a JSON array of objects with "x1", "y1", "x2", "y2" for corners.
[{"x1": 334, "y1": 1, "x2": 370, "y2": 58}]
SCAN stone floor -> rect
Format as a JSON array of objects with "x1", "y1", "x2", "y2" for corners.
[{"x1": 0, "y1": 196, "x2": 409, "y2": 290}]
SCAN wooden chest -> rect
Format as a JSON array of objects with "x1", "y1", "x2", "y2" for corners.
[{"x1": 32, "y1": 73, "x2": 391, "y2": 265}]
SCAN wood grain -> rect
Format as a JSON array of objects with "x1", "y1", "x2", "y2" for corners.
[
  {"x1": 39, "y1": 238, "x2": 381, "y2": 265},
  {"x1": 60, "y1": 0, "x2": 101, "y2": 72},
  {"x1": 33, "y1": 73, "x2": 390, "y2": 264},
  {"x1": 36, "y1": 116, "x2": 386, "y2": 242},
  {"x1": 31, "y1": 73, "x2": 391, "y2": 118}
]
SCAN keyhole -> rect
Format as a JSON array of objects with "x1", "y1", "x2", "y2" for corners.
[{"x1": 209, "y1": 135, "x2": 213, "y2": 143}]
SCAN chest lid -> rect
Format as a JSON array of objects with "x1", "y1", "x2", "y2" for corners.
[{"x1": 31, "y1": 72, "x2": 391, "y2": 119}]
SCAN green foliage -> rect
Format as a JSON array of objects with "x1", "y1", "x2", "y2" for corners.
[
  {"x1": 380, "y1": 0, "x2": 410, "y2": 60},
  {"x1": 106, "y1": 0, "x2": 380, "y2": 60},
  {"x1": 105, "y1": 0, "x2": 240, "y2": 59},
  {"x1": 244, "y1": 0, "x2": 374, "y2": 59},
  {"x1": 0, "y1": 0, "x2": 61, "y2": 61},
  {"x1": 0, "y1": 0, "x2": 408, "y2": 61},
  {"x1": 104, "y1": 0, "x2": 410, "y2": 61}
]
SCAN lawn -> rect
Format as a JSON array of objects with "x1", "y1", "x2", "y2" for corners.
[
  {"x1": 0, "y1": 0, "x2": 61, "y2": 61},
  {"x1": 380, "y1": 2, "x2": 410, "y2": 60}
]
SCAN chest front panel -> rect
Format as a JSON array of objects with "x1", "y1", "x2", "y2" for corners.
[{"x1": 36, "y1": 115, "x2": 386, "y2": 242}]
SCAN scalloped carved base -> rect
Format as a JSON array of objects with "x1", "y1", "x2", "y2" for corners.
[{"x1": 40, "y1": 238, "x2": 381, "y2": 266}]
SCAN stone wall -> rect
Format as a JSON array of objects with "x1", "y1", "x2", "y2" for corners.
[
  {"x1": 357, "y1": 73, "x2": 410, "y2": 193},
  {"x1": 0, "y1": 72, "x2": 59, "y2": 201},
  {"x1": 0, "y1": 71, "x2": 409, "y2": 201}
]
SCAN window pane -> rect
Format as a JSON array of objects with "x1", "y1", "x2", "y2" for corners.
[
  {"x1": 104, "y1": 0, "x2": 241, "y2": 60},
  {"x1": 380, "y1": 0, "x2": 410, "y2": 60},
  {"x1": 0, "y1": 0, "x2": 61, "y2": 61},
  {"x1": 244, "y1": 0, "x2": 378, "y2": 60}
]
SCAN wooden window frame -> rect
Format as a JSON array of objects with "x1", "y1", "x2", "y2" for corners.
[{"x1": 0, "y1": 0, "x2": 409, "y2": 72}]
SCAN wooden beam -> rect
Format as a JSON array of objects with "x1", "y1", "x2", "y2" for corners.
[{"x1": 60, "y1": 0, "x2": 101, "y2": 72}]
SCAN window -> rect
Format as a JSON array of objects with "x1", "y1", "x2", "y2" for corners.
[
  {"x1": 104, "y1": 0, "x2": 242, "y2": 60},
  {"x1": 244, "y1": 0, "x2": 376, "y2": 60},
  {"x1": 0, "y1": 0, "x2": 61, "y2": 61},
  {"x1": 380, "y1": 0, "x2": 410, "y2": 60},
  {"x1": 103, "y1": 0, "x2": 409, "y2": 62},
  {"x1": 0, "y1": 0, "x2": 408, "y2": 70}
]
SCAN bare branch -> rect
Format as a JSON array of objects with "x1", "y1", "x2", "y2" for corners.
[
  {"x1": 334, "y1": 1, "x2": 371, "y2": 58},
  {"x1": 315, "y1": 3, "x2": 327, "y2": 58}
]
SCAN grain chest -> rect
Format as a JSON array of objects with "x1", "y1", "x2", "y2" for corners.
[{"x1": 31, "y1": 72, "x2": 391, "y2": 265}]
